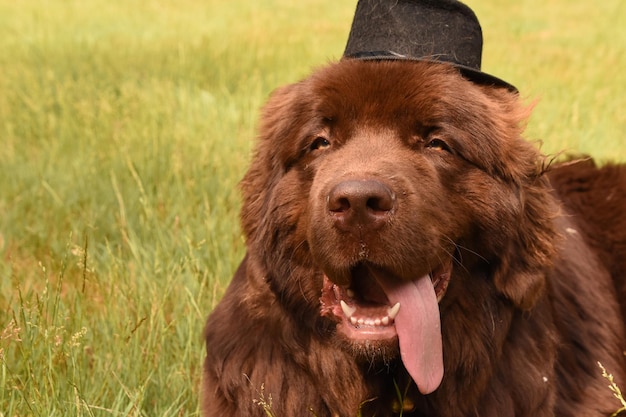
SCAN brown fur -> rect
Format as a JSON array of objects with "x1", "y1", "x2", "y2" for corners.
[{"x1": 202, "y1": 60, "x2": 626, "y2": 417}]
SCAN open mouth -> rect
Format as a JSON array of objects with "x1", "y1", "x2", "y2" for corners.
[
  {"x1": 320, "y1": 262, "x2": 452, "y2": 336},
  {"x1": 319, "y1": 261, "x2": 452, "y2": 394}
]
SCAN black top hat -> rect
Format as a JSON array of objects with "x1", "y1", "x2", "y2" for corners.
[{"x1": 343, "y1": 0, "x2": 517, "y2": 92}]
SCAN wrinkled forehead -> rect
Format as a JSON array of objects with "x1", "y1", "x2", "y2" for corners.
[{"x1": 308, "y1": 60, "x2": 494, "y2": 131}]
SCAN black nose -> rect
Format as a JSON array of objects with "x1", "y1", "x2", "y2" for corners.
[{"x1": 327, "y1": 179, "x2": 395, "y2": 232}]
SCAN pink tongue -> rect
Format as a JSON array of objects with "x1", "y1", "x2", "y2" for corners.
[{"x1": 378, "y1": 274, "x2": 444, "y2": 394}]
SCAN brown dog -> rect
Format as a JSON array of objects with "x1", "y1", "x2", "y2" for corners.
[{"x1": 202, "y1": 59, "x2": 626, "y2": 417}]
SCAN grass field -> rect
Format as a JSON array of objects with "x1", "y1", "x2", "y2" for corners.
[{"x1": 0, "y1": 0, "x2": 625, "y2": 415}]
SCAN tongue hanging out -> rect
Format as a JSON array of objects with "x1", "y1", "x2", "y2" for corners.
[
  {"x1": 320, "y1": 264, "x2": 449, "y2": 395},
  {"x1": 376, "y1": 273, "x2": 444, "y2": 395}
]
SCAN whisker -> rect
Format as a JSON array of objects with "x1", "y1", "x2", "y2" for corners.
[
  {"x1": 291, "y1": 239, "x2": 314, "y2": 302},
  {"x1": 443, "y1": 234, "x2": 489, "y2": 264}
]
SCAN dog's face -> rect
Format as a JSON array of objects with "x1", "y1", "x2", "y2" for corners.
[{"x1": 240, "y1": 60, "x2": 555, "y2": 394}]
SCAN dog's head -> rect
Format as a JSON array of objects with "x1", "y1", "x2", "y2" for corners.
[{"x1": 240, "y1": 60, "x2": 557, "y2": 393}]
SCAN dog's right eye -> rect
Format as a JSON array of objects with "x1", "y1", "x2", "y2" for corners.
[
  {"x1": 425, "y1": 138, "x2": 452, "y2": 153},
  {"x1": 309, "y1": 137, "x2": 331, "y2": 151}
]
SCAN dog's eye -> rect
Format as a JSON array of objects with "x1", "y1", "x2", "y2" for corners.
[
  {"x1": 426, "y1": 138, "x2": 451, "y2": 153},
  {"x1": 310, "y1": 137, "x2": 331, "y2": 151}
]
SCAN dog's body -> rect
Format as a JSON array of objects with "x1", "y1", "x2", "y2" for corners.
[{"x1": 202, "y1": 60, "x2": 626, "y2": 417}]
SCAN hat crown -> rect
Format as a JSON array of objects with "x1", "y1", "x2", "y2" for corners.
[
  {"x1": 343, "y1": 0, "x2": 517, "y2": 91},
  {"x1": 345, "y1": 0, "x2": 482, "y2": 69}
]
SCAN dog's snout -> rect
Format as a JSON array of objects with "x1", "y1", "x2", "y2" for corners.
[{"x1": 327, "y1": 180, "x2": 395, "y2": 231}]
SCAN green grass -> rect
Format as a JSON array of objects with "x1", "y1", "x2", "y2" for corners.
[{"x1": 0, "y1": 0, "x2": 624, "y2": 415}]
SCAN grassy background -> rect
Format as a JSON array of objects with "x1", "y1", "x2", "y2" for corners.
[{"x1": 0, "y1": 0, "x2": 624, "y2": 415}]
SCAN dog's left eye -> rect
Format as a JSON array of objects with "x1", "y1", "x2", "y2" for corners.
[
  {"x1": 426, "y1": 138, "x2": 451, "y2": 153},
  {"x1": 310, "y1": 137, "x2": 331, "y2": 151}
]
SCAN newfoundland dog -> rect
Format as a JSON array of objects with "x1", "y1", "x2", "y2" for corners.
[{"x1": 201, "y1": 59, "x2": 626, "y2": 416}]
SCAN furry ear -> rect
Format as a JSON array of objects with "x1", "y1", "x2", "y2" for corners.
[
  {"x1": 478, "y1": 87, "x2": 559, "y2": 310},
  {"x1": 239, "y1": 82, "x2": 309, "y2": 241},
  {"x1": 493, "y1": 173, "x2": 559, "y2": 310}
]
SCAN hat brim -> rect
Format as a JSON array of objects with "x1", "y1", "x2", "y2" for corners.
[{"x1": 344, "y1": 52, "x2": 518, "y2": 93}]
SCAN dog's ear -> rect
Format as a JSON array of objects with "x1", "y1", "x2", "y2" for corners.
[
  {"x1": 479, "y1": 88, "x2": 559, "y2": 310},
  {"x1": 239, "y1": 82, "x2": 309, "y2": 242},
  {"x1": 493, "y1": 173, "x2": 559, "y2": 310}
]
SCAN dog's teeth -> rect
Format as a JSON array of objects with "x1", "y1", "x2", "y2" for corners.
[
  {"x1": 342, "y1": 300, "x2": 398, "y2": 327},
  {"x1": 340, "y1": 300, "x2": 356, "y2": 318},
  {"x1": 387, "y1": 302, "x2": 401, "y2": 320}
]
